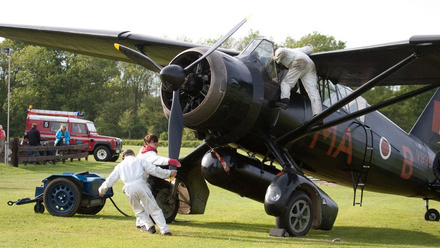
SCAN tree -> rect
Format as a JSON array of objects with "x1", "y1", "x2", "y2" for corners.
[
  {"x1": 363, "y1": 86, "x2": 436, "y2": 132},
  {"x1": 284, "y1": 31, "x2": 346, "y2": 52},
  {"x1": 92, "y1": 62, "x2": 163, "y2": 139},
  {"x1": 8, "y1": 45, "x2": 65, "y2": 137},
  {"x1": 118, "y1": 108, "x2": 136, "y2": 139},
  {"x1": 137, "y1": 95, "x2": 168, "y2": 137},
  {"x1": 62, "y1": 53, "x2": 119, "y2": 119},
  {"x1": 234, "y1": 29, "x2": 263, "y2": 51}
]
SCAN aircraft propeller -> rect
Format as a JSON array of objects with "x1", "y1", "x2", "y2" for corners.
[{"x1": 114, "y1": 15, "x2": 251, "y2": 163}]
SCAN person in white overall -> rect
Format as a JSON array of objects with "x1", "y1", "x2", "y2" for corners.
[
  {"x1": 98, "y1": 149, "x2": 177, "y2": 235},
  {"x1": 273, "y1": 45, "x2": 322, "y2": 116},
  {"x1": 136, "y1": 134, "x2": 181, "y2": 228}
]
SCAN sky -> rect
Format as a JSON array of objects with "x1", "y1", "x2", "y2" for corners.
[{"x1": 0, "y1": 0, "x2": 440, "y2": 48}]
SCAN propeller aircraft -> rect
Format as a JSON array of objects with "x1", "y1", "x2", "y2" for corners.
[{"x1": 1, "y1": 18, "x2": 440, "y2": 237}]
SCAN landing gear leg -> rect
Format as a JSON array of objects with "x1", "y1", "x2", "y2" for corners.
[{"x1": 424, "y1": 198, "x2": 440, "y2": 221}]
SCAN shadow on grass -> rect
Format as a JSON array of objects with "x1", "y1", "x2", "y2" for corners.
[
  {"x1": 323, "y1": 225, "x2": 440, "y2": 246},
  {"x1": 67, "y1": 213, "x2": 440, "y2": 246},
  {"x1": 75, "y1": 214, "x2": 133, "y2": 222},
  {"x1": 169, "y1": 220, "x2": 440, "y2": 246}
]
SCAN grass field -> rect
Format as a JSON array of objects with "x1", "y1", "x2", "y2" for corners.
[{"x1": 1, "y1": 145, "x2": 440, "y2": 247}]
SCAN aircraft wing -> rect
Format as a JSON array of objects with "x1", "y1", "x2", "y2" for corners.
[
  {"x1": 2, "y1": 24, "x2": 440, "y2": 87},
  {"x1": 311, "y1": 35, "x2": 440, "y2": 87},
  {"x1": 0, "y1": 24, "x2": 239, "y2": 66}
]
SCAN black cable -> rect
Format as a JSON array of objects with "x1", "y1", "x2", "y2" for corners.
[{"x1": 109, "y1": 197, "x2": 131, "y2": 217}]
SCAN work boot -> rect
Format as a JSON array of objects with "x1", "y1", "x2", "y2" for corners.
[
  {"x1": 147, "y1": 226, "x2": 157, "y2": 234},
  {"x1": 275, "y1": 98, "x2": 290, "y2": 109},
  {"x1": 140, "y1": 225, "x2": 156, "y2": 234}
]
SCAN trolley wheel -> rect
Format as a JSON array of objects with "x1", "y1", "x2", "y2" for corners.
[
  {"x1": 77, "y1": 199, "x2": 106, "y2": 215},
  {"x1": 34, "y1": 202, "x2": 45, "y2": 214},
  {"x1": 43, "y1": 178, "x2": 82, "y2": 217}
]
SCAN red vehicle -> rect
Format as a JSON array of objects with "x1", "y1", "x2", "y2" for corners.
[{"x1": 25, "y1": 107, "x2": 123, "y2": 162}]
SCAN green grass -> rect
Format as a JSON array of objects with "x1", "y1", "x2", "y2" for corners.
[{"x1": 1, "y1": 145, "x2": 440, "y2": 247}]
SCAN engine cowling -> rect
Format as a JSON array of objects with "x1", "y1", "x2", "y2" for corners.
[{"x1": 160, "y1": 48, "x2": 263, "y2": 144}]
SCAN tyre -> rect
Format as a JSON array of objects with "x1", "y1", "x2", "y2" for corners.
[
  {"x1": 154, "y1": 180, "x2": 179, "y2": 223},
  {"x1": 93, "y1": 146, "x2": 111, "y2": 161},
  {"x1": 77, "y1": 201, "x2": 106, "y2": 215},
  {"x1": 43, "y1": 178, "x2": 82, "y2": 217},
  {"x1": 276, "y1": 190, "x2": 313, "y2": 236},
  {"x1": 34, "y1": 202, "x2": 45, "y2": 214},
  {"x1": 109, "y1": 155, "x2": 119, "y2": 162},
  {"x1": 425, "y1": 208, "x2": 440, "y2": 221}
]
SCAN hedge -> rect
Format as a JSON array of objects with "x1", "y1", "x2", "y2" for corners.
[{"x1": 122, "y1": 139, "x2": 203, "y2": 148}]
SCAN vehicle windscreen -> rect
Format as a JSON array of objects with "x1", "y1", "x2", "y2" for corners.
[{"x1": 87, "y1": 123, "x2": 97, "y2": 133}]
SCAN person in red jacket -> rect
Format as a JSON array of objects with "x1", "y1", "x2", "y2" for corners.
[
  {"x1": 136, "y1": 134, "x2": 181, "y2": 228},
  {"x1": 138, "y1": 134, "x2": 181, "y2": 168},
  {"x1": 0, "y1": 125, "x2": 5, "y2": 160}
]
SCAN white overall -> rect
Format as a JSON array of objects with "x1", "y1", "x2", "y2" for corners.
[
  {"x1": 99, "y1": 156, "x2": 172, "y2": 234},
  {"x1": 274, "y1": 46, "x2": 322, "y2": 115}
]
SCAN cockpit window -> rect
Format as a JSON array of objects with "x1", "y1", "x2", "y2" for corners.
[
  {"x1": 319, "y1": 78, "x2": 368, "y2": 122},
  {"x1": 240, "y1": 39, "x2": 277, "y2": 80}
]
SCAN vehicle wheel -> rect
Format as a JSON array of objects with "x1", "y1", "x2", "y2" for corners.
[
  {"x1": 109, "y1": 155, "x2": 119, "y2": 162},
  {"x1": 94, "y1": 146, "x2": 111, "y2": 161},
  {"x1": 276, "y1": 190, "x2": 313, "y2": 236},
  {"x1": 43, "y1": 178, "x2": 81, "y2": 217},
  {"x1": 77, "y1": 201, "x2": 106, "y2": 215},
  {"x1": 34, "y1": 202, "x2": 45, "y2": 213},
  {"x1": 154, "y1": 180, "x2": 179, "y2": 223},
  {"x1": 425, "y1": 208, "x2": 440, "y2": 221}
]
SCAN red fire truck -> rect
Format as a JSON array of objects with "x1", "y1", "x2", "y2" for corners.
[{"x1": 25, "y1": 107, "x2": 123, "y2": 162}]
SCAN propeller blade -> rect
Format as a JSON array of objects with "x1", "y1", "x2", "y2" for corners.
[
  {"x1": 114, "y1": 43, "x2": 163, "y2": 73},
  {"x1": 184, "y1": 15, "x2": 252, "y2": 72},
  {"x1": 168, "y1": 89, "x2": 183, "y2": 164},
  {"x1": 163, "y1": 15, "x2": 251, "y2": 167}
]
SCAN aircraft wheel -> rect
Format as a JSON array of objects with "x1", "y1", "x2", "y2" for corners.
[
  {"x1": 276, "y1": 190, "x2": 313, "y2": 236},
  {"x1": 43, "y1": 178, "x2": 81, "y2": 217},
  {"x1": 154, "y1": 180, "x2": 179, "y2": 223},
  {"x1": 425, "y1": 209, "x2": 440, "y2": 221}
]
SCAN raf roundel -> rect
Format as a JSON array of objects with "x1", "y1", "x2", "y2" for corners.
[{"x1": 380, "y1": 137, "x2": 391, "y2": 160}]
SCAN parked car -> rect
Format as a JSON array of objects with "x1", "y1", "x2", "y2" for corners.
[{"x1": 25, "y1": 107, "x2": 123, "y2": 162}]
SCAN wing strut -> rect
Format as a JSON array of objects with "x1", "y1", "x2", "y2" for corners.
[
  {"x1": 311, "y1": 81, "x2": 440, "y2": 132},
  {"x1": 276, "y1": 52, "x2": 419, "y2": 146},
  {"x1": 263, "y1": 135, "x2": 303, "y2": 174}
]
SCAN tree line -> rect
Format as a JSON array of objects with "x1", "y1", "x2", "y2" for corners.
[{"x1": 0, "y1": 31, "x2": 434, "y2": 141}]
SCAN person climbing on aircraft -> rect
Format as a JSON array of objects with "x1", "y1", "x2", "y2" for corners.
[
  {"x1": 98, "y1": 149, "x2": 177, "y2": 235},
  {"x1": 273, "y1": 45, "x2": 322, "y2": 115}
]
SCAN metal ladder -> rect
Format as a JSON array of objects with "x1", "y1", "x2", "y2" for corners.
[{"x1": 351, "y1": 125, "x2": 374, "y2": 206}]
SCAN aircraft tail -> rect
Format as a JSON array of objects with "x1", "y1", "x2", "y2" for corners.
[{"x1": 409, "y1": 88, "x2": 440, "y2": 152}]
